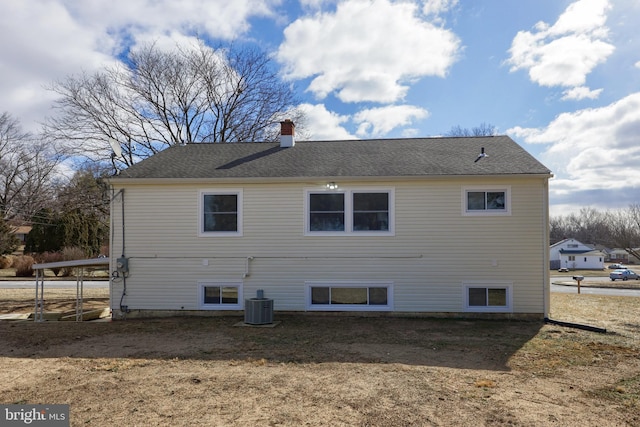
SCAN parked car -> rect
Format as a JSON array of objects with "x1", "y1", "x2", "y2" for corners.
[
  {"x1": 609, "y1": 269, "x2": 640, "y2": 281},
  {"x1": 608, "y1": 263, "x2": 626, "y2": 269},
  {"x1": 558, "y1": 267, "x2": 569, "y2": 272}
]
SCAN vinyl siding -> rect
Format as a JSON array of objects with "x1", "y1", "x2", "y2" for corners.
[{"x1": 110, "y1": 176, "x2": 548, "y2": 314}]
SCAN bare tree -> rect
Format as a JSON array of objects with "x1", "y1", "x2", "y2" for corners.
[
  {"x1": 44, "y1": 41, "x2": 304, "y2": 168},
  {"x1": 550, "y1": 205, "x2": 640, "y2": 261},
  {"x1": 445, "y1": 122, "x2": 497, "y2": 137},
  {"x1": 565, "y1": 207, "x2": 609, "y2": 246},
  {"x1": 607, "y1": 204, "x2": 640, "y2": 261},
  {"x1": 0, "y1": 216, "x2": 19, "y2": 255},
  {"x1": 0, "y1": 113, "x2": 60, "y2": 222},
  {"x1": 549, "y1": 215, "x2": 567, "y2": 244}
]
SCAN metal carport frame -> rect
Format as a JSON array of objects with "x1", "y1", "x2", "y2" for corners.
[{"x1": 33, "y1": 258, "x2": 110, "y2": 322}]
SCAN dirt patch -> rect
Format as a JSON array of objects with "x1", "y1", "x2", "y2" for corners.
[{"x1": 0, "y1": 290, "x2": 639, "y2": 426}]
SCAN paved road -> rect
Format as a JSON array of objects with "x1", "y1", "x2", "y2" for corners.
[
  {"x1": 551, "y1": 275, "x2": 640, "y2": 296},
  {"x1": 550, "y1": 283, "x2": 640, "y2": 296},
  {"x1": 550, "y1": 275, "x2": 613, "y2": 284}
]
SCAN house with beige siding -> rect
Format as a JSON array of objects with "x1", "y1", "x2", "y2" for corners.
[{"x1": 108, "y1": 121, "x2": 552, "y2": 319}]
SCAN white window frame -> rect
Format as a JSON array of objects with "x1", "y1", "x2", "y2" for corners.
[
  {"x1": 305, "y1": 281, "x2": 394, "y2": 311},
  {"x1": 462, "y1": 186, "x2": 511, "y2": 216},
  {"x1": 304, "y1": 187, "x2": 395, "y2": 236},
  {"x1": 198, "y1": 280, "x2": 243, "y2": 310},
  {"x1": 198, "y1": 189, "x2": 243, "y2": 237},
  {"x1": 463, "y1": 281, "x2": 513, "y2": 313}
]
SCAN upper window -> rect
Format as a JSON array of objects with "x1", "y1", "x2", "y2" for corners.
[
  {"x1": 353, "y1": 192, "x2": 389, "y2": 231},
  {"x1": 199, "y1": 190, "x2": 242, "y2": 236},
  {"x1": 310, "y1": 193, "x2": 345, "y2": 232},
  {"x1": 306, "y1": 189, "x2": 393, "y2": 235},
  {"x1": 463, "y1": 187, "x2": 511, "y2": 216}
]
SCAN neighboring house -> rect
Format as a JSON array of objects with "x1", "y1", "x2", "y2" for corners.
[
  {"x1": 607, "y1": 248, "x2": 630, "y2": 264},
  {"x1": 559, "y1": 250, "x2": 604, "y2": 270},
  {"x1": 12, "y1": 225, "x2": 31, "y2": 244},
  {"x1": 108, "y1": 121, "x2": 552, "y2": 319},
  {"x1": 10, "y1": 225, "x2": 31, "y2": 255},
  {"x1": 550, "y1": 238, "x2": 604, "y2": 270}
]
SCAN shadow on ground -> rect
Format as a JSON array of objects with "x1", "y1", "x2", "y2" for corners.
[{"x1": 0, "y1": 316, "x2": 542, "y2": 371}]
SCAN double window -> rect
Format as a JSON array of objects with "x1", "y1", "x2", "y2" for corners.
[
  {"x1": 464, "y1": 283, "x2": 512, "y2": 312},
  {"x1": 306, "y1": 282, "x2": 393, "y2": 311},
  {"x1": 306, "y1": 189, "x2": 394, "y2": 235},
  {"x1": 199, "y1": 281, "x2": 242, "y2": 310},
  {"x1": 199, "y1": 190, "x2": 242, "y2": 236},
  {"x1": 463, "y1": 187, "x2": 510, "y2": 216}
]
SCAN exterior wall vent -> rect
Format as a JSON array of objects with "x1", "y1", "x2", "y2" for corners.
[{"x1": 244, "y1": 293, "x2": 274, "y2": 325}]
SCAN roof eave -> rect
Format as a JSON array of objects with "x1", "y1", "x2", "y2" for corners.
[{"x1": 107, "y1": 172, "x2": 552, "y2": 186}]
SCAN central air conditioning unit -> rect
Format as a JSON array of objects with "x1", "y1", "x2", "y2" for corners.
[{"x1": 244, "y1": 292, "x2": 274, "y2": 325}]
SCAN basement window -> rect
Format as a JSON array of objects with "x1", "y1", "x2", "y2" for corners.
[
  {"x1": 306, "y1": 282, "x2": 393, "y2": 311},
  {"x1": 199, "y1": 281, "x2": 243, "y2": 310},
  {"x1": 464, "y1": 283, "x2": 512, "y2": 312}
]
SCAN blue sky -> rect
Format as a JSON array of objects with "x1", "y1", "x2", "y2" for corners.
[{"x1": 1, "y1": 0, "x2": 639, "y2": 216}]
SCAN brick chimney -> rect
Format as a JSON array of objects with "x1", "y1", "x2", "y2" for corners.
[{"x1": 280, "y1": 119, "x2": 295, "y2": 147}]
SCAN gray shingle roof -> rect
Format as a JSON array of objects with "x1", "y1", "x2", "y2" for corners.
[{"x1": 112, "y1": 136, "x2": 551, "y2": 180}]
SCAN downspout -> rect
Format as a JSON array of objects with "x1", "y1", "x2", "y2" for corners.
[
  {"x1": 544, "y1": 317, "x2": 606, "y2": 333},
  {"x1": 119, "y1": 188, "x2": 127, "y2": 315},
  {"x1": 110, "y1": 187, "x2": 128, "y2": 315}
]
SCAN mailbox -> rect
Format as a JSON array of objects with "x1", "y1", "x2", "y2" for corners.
[{"x1": 572, "y1": 276, "x2": 584, "y2": 281}]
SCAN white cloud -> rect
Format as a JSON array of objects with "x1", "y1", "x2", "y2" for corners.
[
  {"x1": 421, "y1": 0, "x2": 458, "y2": 16},
  {"x1": 561, "y1": 86, "x2": 603, "y2": 101},
  {"x1": 64, "y1": 0, "x2": 277, "y2": 42},
  {"x1": 297, "y1": 104, "x2": 356, "y2": 140},
  {"x1": 508, "y1": 92, "x2": 640, "y2": 197},
  {"x1": 635, "y1": 61, "x2": 640, "y2": 69},
  {"x1": 507, "y1": 0, "x2": 614, "y2": 94},
  {"x1": 0, "y1": 1, "x2": 116, "y2": 131},
  {"x1": 298, "y1": 103, "x2": 429, "y2": 140},
  {"x1": 354, "y1": 105, "x2": 429, "y2": 137},
  {"x1": 544, "y1": 0, "x2": 609, "y2": 36},
  {"x1": 0, "y1": 0, "x2": 279, "y2": 132},
  {"x1": 129, "y1": 32, "x2": 206, "y2": 54},
  {"x1": 277, "y1": 0, "x2": 460, "y2": 103}
]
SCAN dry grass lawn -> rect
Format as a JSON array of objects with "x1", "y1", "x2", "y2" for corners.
[{"x1": 0, "y1": 288, "x2": 639, "y2": 426}]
